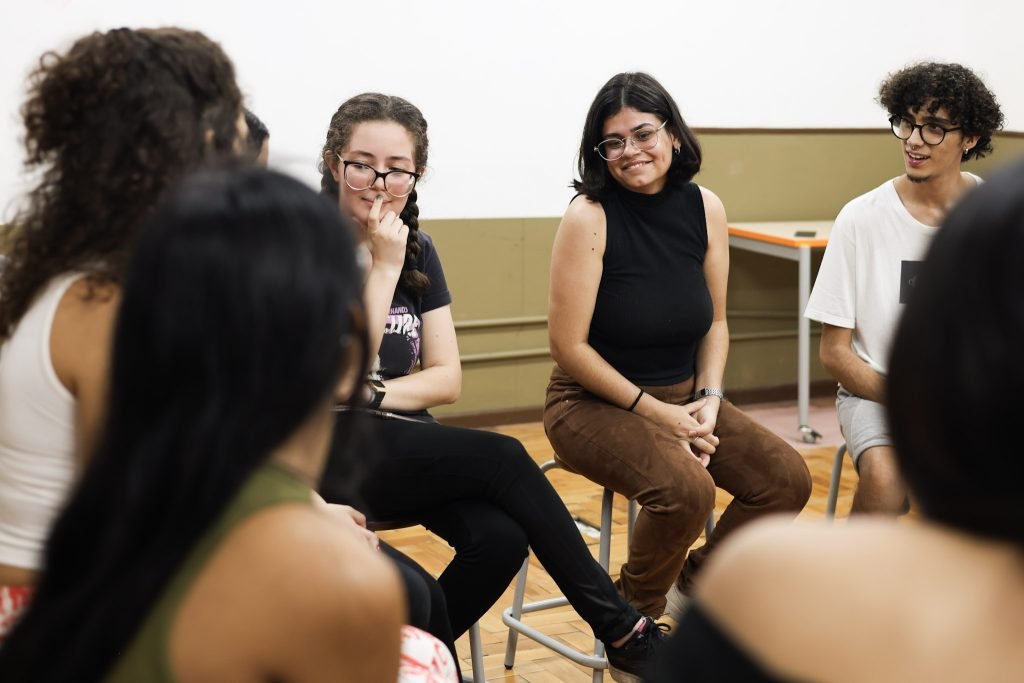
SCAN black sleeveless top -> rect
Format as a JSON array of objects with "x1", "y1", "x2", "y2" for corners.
[
  {"x1": 646, "y1": 603, "x2": 789, "y2": 683},
  {"x1": 588, "y1": 182, "x2": 713, "y2": 386}
]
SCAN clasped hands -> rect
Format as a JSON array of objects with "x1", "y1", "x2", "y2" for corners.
[{"x1": 656, "y1": 397, "x2": 721, "y2": 468}]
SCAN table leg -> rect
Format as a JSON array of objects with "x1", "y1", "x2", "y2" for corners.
[{"x1": 798, "y1": 246, "x2": 821, "y2": 443}]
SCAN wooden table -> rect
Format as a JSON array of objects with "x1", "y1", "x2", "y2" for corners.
[{"x1": 728, "y1": 221, "x2": 833, "y2": 442}]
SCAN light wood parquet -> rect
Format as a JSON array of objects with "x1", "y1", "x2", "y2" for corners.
[{"x1": 377, "y1": 422, "x2": 859, "y2": 682}]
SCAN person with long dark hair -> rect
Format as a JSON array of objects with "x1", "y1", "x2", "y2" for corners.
[
  {"x1": 0, "y1": 168, "x2": 407, "y2": 682},
  {"x1": 647, "y1": 157, "x2": 1024, "y2": 683},
  {"x1": 544, "y1": 72, "x2": 812, "y2": 620},
  {"x1": 0, "y1": 26, "x2": 243, "y2": 639},
  {"x1": 318, "y1": 92, "x2": 666, "y2": 682}
]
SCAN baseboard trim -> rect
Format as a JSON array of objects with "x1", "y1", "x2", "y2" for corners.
[
  {"x1": 437, "y1": 380, "x2": 837, "y2": 428},
  {"x1": 727, "y1": 379, "x2": 837, "y2": 406},
  {"x1": 438, "y1": 407, "x2": 543, "y2": 429}
]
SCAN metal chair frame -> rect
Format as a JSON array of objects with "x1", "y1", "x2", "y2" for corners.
[
  {"x1": 502, "y1": 459, "x2": 715, "y2": 682},
  {"x1": 824, "y1": 443, "x2": 848, "y2": 521}
]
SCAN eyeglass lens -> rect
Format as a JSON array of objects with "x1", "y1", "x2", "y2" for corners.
[
  {"x1": 597, "y1": 124, "x2": 664, "y2": 161},
  {"x1": 891, "y1": 116, "x2": 951, "y2": 145},
  {"x1": 343, "y1": 162, "x2": 417, "y2": 197}
]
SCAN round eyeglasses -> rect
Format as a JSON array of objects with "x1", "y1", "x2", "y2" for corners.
[
  {"x1": 338, "y1": 157, "x2": 420, "y2": 197},
  {"x1": 889, "y1": 115, "x2": 962, "y2": 146},
  {"x1": 595, "y1": 120, "x2": 668, "y2": 161}
]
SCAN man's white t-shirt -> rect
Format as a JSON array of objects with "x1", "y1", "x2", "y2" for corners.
[{"x1": 805, "y1": 174, "x2": 980, "y2": 375}]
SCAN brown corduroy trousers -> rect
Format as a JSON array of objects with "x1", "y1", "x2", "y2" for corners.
[{"x1": 544, "y1": 365, "x2": 812, "y2": 617}]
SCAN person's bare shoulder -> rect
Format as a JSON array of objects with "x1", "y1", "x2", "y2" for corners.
[
  {"x1": 695, "y1": 518, "x2": 904, "y2": 680},
  {"x1": 696, "y1": 186, "x2": 726, "y2": 217},
  {"x1": 695, "y1": 517, "x2": 1024, "y2": 682},
  {"x1": 50, "y1": 277, "x2": 121, "y2": 394},
  {"x1": 172, "y1": 503, "x2": 402, "y2": 683},
  {"x1": 561, "y1": 192, "x2": 604, "y2": 226}
]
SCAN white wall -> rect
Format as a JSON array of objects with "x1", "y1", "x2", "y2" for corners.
[{"x1": 2, "y1": 0, "x2": 1021, "y2": 220}]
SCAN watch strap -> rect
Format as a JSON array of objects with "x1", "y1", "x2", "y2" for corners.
[
  {"x1": 367, "y1": 379, "x2": 386, "y2": 409},
  {"x1": 694, "y1": 387, "x2": 727, "y2": 402}
]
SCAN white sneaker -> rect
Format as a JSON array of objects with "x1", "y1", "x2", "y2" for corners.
[{"x1": 664, "y1": 581, "x2": 690, "y2": 620}]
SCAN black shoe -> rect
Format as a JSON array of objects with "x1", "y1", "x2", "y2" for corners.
[{"x1": 606, "y1": 616, "x2": 669, "y2": 683}]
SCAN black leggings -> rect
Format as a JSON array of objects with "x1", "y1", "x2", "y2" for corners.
[
  {"x1": 327, "y1": 415, "x2": 641, "y2": 643},
  {"x1": 381, "y1": 542, "x2": 460, "y2": 678}
]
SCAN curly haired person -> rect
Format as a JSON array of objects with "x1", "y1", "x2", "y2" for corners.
[
  {"x1": 0, "y1": 28, "x2": 243, "y2": 641},
  {"x1": 805, "y1": 62, "x2": 1003, "y2": 515}
]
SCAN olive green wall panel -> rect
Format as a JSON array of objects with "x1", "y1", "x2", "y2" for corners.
[{"x1": 423, "y1": 131, "x2": 1024, "y2": 418}]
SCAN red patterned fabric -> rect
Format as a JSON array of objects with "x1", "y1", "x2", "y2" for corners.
[
  {"x1": 0, "y1": 585, "x2": 33, "y2": 644},
  {"x1": 398, "y1": 625, "x2": 459, "y2": 682}
]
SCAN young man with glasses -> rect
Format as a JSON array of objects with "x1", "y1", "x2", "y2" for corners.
[{"x1": 805, "y1": 62, "x2": 1003, "y2": 515}]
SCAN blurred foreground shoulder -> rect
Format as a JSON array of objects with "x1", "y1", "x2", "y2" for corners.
[{"x1": 173, "y1": 503, "x2": 403, "y2": 683}]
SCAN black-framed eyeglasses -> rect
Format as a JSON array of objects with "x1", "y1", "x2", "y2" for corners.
[
  {"x1": 595, "y1": 120, "x2": 668, "y2": 161},
  {"x1": 889, "y1": 114, "x2": 962, "y2": 146},
  {"x1": 338, "y1": 157, "x2": 420, "y2": 197}
]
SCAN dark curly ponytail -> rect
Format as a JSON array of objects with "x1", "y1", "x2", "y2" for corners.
[
  {"x1": 0, "y1": 27, "x2": 242, "y2": 339},
  {"x1": 317, "y1": 93, "x2": 430, "y2": 295}
]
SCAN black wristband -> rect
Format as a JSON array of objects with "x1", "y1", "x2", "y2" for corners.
[
  {"x1": 627, "y1": 389, "x2": 645, "y2": 412},
  {"x1": 367, "y1": 379, "x2": 386, "y2": 410}
]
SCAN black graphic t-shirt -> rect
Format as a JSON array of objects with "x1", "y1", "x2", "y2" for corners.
[{"x1": 374, "y1": 230, "x2": 452, "y2": 384}]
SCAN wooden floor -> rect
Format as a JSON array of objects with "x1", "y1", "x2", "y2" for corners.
[{"x1": 378, "y1": 421, "x2": 859, "y2": 682}]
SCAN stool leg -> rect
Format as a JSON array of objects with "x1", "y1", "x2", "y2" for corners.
[
  {"x1": 467, "y1": 621, "x2": 486, "y2": 683},
  {"x1": 501, "y1": 459, "x2": 615, "y2": 680},
  {"x1": 592, "y1": 488, "x2": 616, "y2": 683},
  {"x1": 626, "y1": 498, "x2": 637, "y2": 543},
  {"x1": 826, "y1": 444, "x2": 847, "y2": 521},
  {"x1": 502, "y1": 557, "x2": 530, "y2": 669},
  {"x1": 598, "y1": 488, "x2": 614, "y2": 571}
]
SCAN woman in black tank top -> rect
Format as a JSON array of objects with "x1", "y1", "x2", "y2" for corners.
[{"x1": 545, "y1": 72, "x2": 812, "y2": 620}]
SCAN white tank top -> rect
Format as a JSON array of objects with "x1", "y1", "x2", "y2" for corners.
[{"x1": 0, "y1": 273, "x2": 82, "y2": 570}]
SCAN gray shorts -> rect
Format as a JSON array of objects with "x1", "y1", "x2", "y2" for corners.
[{"x1": 835, "y1": 387, "x2": 892, "y2": 468}]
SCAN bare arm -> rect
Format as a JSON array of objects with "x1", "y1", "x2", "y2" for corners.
[
  {"x1": 362, "y1": 195, "x2": 410, "y2": 363},
  {"x1": 819, "y1": 323, "x2": 886, "y2": 403},
  {"x1": 689, "y1": 188, "x2": 731, "y2": 444},
  {"x1": 548, "y1": 197, "x2": 715, "y2": 457},
  {"x1": 49, "y1": 280, "x2": 121, "y2": 469},
  {"x1": 376, "y1": 304, "x2": 462, "y2": 411},
  {"x1": 289, "y1": 524, "x2": 403, "y2": 683}
]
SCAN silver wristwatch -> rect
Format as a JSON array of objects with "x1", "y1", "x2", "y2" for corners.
[{"x1": 693, "y1": 387, "x2": 727, "y2": 402}]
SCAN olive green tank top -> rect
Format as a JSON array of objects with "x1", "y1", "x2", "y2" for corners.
[{"x1": 105, "y1": 463, "x2": 311, "y2": 682}]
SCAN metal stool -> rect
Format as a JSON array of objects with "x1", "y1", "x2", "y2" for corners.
[
  {"x1": 369, "y1": 519, "x2": 486, "y2": 683},
  {"x1": 824, "y1": 443, "x2": 847, "y2": 521},
  {"x1": 502, "y1": 459, "x2": 715, "y2": 682}
]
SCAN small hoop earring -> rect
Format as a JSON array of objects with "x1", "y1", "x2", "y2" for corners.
[{"x1": 673, "y1": 147, "x2": 681, "y2": 155}]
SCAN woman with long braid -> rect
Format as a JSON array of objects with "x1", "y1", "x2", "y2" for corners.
[{"x1": 318, "y1": 93, "x2": 666, "y2": 682}]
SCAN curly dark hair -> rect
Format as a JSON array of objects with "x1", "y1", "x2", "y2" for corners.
[
  {"x1": 574, "y1": 72, "x2": 702, "y2": 200},
  {"x1": 318, "y1": 93, "x2": 430, "y2": 295},
  {"x1": 878, "y1": 62, "x2": 1004, "y2": 161},
  {"x1": 0, "y1": 27, "x2": 242, "y2": 339}
]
